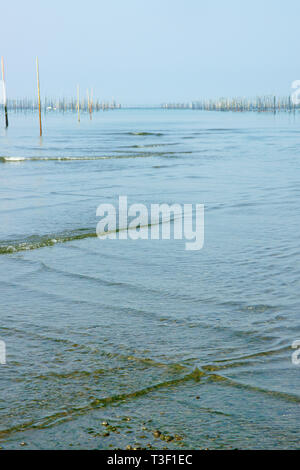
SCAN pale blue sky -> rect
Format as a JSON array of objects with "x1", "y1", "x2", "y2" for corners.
[{"x1": 1, "y1": 0, "x2": 300, "y2": 104}]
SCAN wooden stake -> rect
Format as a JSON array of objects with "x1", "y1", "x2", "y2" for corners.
[
  {"x1": 77, "y1": 84, "x2": 80, "y2": 122},
  {"x1": 36, "y1": 57, "x2": 42, "y2": 136},
  {"x1": 1, "y1": 57, "x2": 8, "y2": 128},
  {"x1": 90, "y1": 88, "x2": 93, "y2": 119}
]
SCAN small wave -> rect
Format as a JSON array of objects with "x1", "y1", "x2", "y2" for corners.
[
  {"x1": 0, "y1": 213, "x2": 183, "y2": 255},
  {"x1": 127, "y1": 132, "x2": 164, "y2": 136},
  {"x1": 0, "y1": 155, "x2": 125, "y2": 163},
  {"x1": 0, "y1": 365, "x2": 298, "y2": 440},
  {"x1": 0, "y1": 157, "x2": 26, "y2": 162},
  {"x1": 0, "y1": 156, "x2": 112, "y2": 163},
  {"x1": 0, "y1": 151, "x2": 178, "y2": 163},
  {"x1": 127, "y1": 143, "x2": 178, "y2": 149},
  {"x1": 0, "y1": 229, "x2": 96, "y2": 254},
  {"x1": 0, "y1": 368, "x2": 203, "y2": 439}
]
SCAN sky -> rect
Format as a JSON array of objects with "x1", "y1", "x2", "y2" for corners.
[{"x1": 1, "y1": 0, "x2": 300, "y2": 104}]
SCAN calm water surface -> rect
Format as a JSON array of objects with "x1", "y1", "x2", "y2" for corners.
[{"x1": 0, "y1": 109, "x2": 299, "y2": 449}]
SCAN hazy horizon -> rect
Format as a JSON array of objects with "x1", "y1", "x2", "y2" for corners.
[{"x1": 1, "y1": 0, "x2": 300, "y2": 104}]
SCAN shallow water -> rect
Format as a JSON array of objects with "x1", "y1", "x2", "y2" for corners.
[{"x1": 0, "y1": 109, "x2": 299, "y2": 449}]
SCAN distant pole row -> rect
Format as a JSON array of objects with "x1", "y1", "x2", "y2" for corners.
[
  {"x1": 3, "y1": 96, "x2": 120, "y2": 112},
  {"x1": 162, "y1": 96, "x2": 299, "y2": 112},
  {"x1": 0, "y1": 58, "x2": 121, "y2": 135}
]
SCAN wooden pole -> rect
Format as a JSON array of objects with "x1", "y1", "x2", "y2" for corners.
[
  {"x1": 77, "y1": 84, "x2": 80, "y2": 122},
  {"x1": 1, "y1": 57, "x2": 8, "y2": 128},
  {"x1": 89, "y1": 88, "x2": 93, "y2": 119},
  {"x1": 36, "y1": 57, "x2": 42, "y2": 136}
]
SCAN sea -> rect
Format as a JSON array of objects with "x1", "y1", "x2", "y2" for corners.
[{"x1": 0, "y1": 108, "x2": 299, "y2": 449}]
